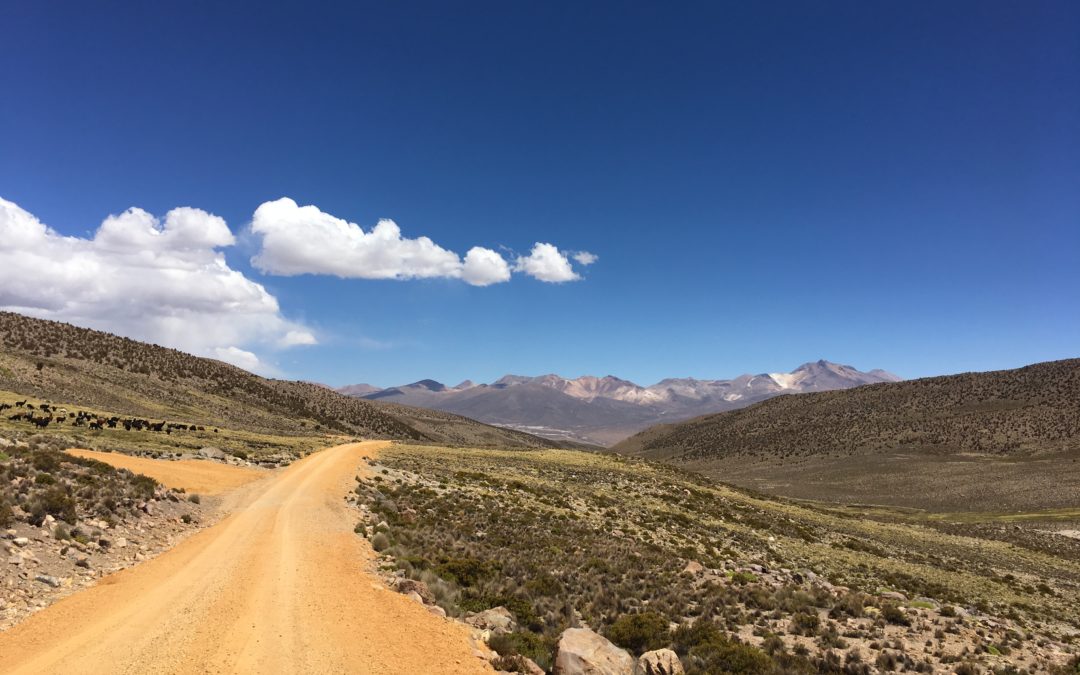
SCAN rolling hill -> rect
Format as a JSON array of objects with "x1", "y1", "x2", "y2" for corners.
[
  {"x1": 613, "y1": 358, "x2": 1080, "y2": 510},
  {"x1": 0, "y1": 311, "x2": 558, "y2": 449},
  {"x1": 342, "y1": 360, "x2": 899, "y2": 445}
]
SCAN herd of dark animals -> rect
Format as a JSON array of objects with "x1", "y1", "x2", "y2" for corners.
[{"x1": 0, "y1": 399, "x2": 215, "y2": 434}]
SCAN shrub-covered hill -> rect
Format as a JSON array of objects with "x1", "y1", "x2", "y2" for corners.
[
  {"x1": 614, "y1": 358, "x2": 1080, "y2": 463},
  {"x1": 354, "y1": 445, "x2": 1080, "y2": 674},
  {"x1": 0, "y1": 312, "x2": 556, "y2": 448}
]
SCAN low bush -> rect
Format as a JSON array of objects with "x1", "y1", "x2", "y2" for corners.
[
  {"x1": 607, "y1": 611, "x2": 671, "y2": 655},
  {"x1": 371, "y1": 532, "x2": 391, "y2": 551}
]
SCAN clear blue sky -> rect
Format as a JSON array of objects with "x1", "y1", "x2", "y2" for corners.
[{"x1": 2, "y1": 1, "x2": 1077, "y2": 387}]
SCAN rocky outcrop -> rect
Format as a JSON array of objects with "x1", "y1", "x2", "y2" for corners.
[
  {"x1": 465, "y1": 606, "x2": 516, "y2": 634},
  {"x1": 553, "y1": 627, "x2": 634, "y2": 675},
  {"x1": 395, "y1": 578, "x2": 434, "y2": 604},
  {"x1": 633, "y1": 649, "x2": 683, "y2": 675}
]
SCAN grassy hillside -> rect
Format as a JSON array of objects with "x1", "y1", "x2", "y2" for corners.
[
  {"x1": 613, "y1": 359, "x2": 1080, "y2": 511},
  {"x1": 0, "y1": 312, "x2": 556, "y2": 450},
  {"x1": 356, "y1": 445, "x2": 1080, "y2": 673}
]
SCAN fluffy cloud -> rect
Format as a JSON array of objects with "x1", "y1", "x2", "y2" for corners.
[
  {"x1": 514, "y1": 243, "x2": 582, "y2": 283},
  {"x1": 572, "y1": 251, "x2": 598, "y2": 266},
  {"x1": 250, "y1": 198, "x2": 468, "y2": 280},
  {"x1": 249, "y1": 197, "x2": 592, "y2": 285},
  {"x1": 462, "y1": 246, "x2": 512, "y2": 286},
  {"x1": 0, "y1": 197, "x2": 315, "y2": 374}
]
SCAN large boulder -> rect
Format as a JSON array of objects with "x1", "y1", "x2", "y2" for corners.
[
  {"x1": 466, "y1": 606, "x2": 516, "y2": 634},
  {"x1": 633, "y1": 649, "x2": 683, "y2": 675},
  {"x1": 553, "y1": 627, "x2": 634, "y2": 675}
]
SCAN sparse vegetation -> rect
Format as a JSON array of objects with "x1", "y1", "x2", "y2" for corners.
[{"x1": 355, "y1": 444, "x2": 1080, "y2": 673}]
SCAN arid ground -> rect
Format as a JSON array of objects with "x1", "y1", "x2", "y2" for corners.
[{"x1": 0, "y1": 442, "x2": 491, "y2": 675}]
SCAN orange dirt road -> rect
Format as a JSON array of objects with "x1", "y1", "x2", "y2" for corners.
[
  {"x1": 1, "y1": 442, "x2": 491, "y2": 675},
  {"x1": 65, "y1": 448, "x2": 267, "y2": 495}
]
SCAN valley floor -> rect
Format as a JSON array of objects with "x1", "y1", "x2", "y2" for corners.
[{"x1": 689, "y1": 448, "x2": 1080, "y2": 513}]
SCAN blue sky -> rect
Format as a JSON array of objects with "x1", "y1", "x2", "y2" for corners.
[{"x1": 1, "y1": 1, "x2": 1077, "y2": 386}]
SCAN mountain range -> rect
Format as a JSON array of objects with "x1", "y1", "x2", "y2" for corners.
[{"x1": 339, "y1": 360, "x2": 900, "y2": 445}]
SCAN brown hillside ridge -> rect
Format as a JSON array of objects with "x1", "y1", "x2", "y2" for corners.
[
  {"x1": 0, "y1": 311, "x2": 558, "y2": 450},
  {"x1": 613, "y1": 358, "x2": 1080, "y2": 511}
]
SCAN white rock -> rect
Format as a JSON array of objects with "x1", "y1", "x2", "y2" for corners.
[
  {"x1": 634, "y1": 649, "x2": 683, "y2": 675},
  {"x1": 553, "y1": 627, "x2": 634, "y2": 675}
]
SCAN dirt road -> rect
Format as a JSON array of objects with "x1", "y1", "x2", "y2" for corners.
[
  {"x1": 65, "y1": 448, "x2": 267, "y2": 495},
  {"x1": 1, "y1": 442, "x2": 491, "y2": 674}
]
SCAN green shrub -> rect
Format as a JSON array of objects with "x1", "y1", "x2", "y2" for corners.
[
  {"x1": 371, "y1": 532, "x2": 391, "y2": 551},
  {"x1": 0, "y1": 501, "x2": 14, "y2": 528},
  {"x1": 489, "y1": 631, "x2": 556, "y2": 671},
  {"x1": 790, "y1": 611, "x2": 820, "y2": 636},
  {"x1": 607, "y1": 611, "x2": 671, "y2": 655},
  {"x1": 673, "y1": 620, "x2": 775, "y2": 675},
  {"x1": 29, "y1": 486, "x2": 77, "y2": 525},
  {"x1": 31, "y1": 450, "x2": 62, "y2": 472},
  {"x1": 435, "y1": 556, "x2": 493, "y2": 587},
  {"x1": 881, "y1": 603, "x2": 910, "y2": 626}
]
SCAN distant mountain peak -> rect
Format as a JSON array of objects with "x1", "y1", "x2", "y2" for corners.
[
  {"x1": 408, "y1": 379, "x2": 446, "y2": 392},
  {"x1": 336, "y1": 360, "x2": 898, "y2": 445}
]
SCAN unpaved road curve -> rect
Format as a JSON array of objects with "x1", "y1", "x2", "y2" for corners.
[
  {"x1": 0, "y1": 441, "x2": 491, "y2": 674},
  {"x1": 65, "y1": 448, "x2": 267, "y2": 495}
]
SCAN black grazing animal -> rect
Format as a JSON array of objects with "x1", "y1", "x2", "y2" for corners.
[
  {"x1": 88, "y1": 421, "x2": 103, "y2": 430},
  {"x1": 32, "y1": 417, "x2": 50, "y2": 428},
  {"x1": 15, "y1": 400, "x2": 26, "y2": 407}
]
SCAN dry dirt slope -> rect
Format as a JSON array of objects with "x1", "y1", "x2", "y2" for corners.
[
  {"x1": 0, "y1": 442, "x2": 490, "y2": 675},
  {"x1": 0, "y1": 311, "x2": 556, "y2": 449}
]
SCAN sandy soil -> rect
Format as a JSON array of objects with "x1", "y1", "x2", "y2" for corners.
[
  {"x1": 2, "y1": 441, "x2": 491, "y2": 674},
  {"x1": 65, "y1": 448, "x2": 267, "y2": 496}
]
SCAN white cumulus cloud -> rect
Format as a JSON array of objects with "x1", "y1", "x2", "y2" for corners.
[
  {"x1": 0, "y1": 197, "x2": 315, "y2": 374},
  {"x1": 514, "y1": 243, "x2": 582, "y2": 283},
  {"x1": 462, "y1": 246, "x2": 512, "y2": 286},
  {"x1": 250, "y1": 197, "x2": 511, "y2": 285},
  {"x1": 248, "y1": 197, "x2": 593, "y2": 285}
]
